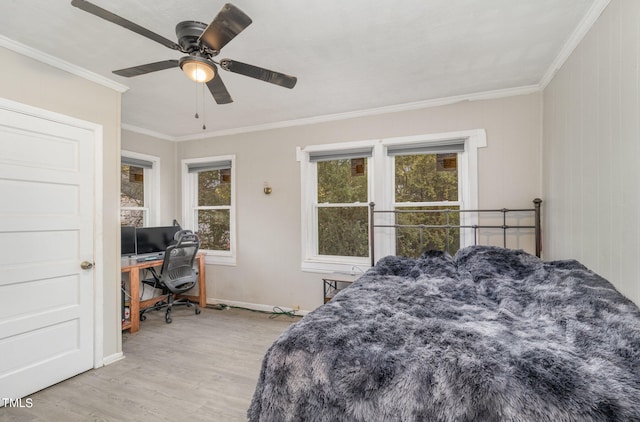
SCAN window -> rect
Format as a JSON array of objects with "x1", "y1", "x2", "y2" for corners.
[
  {"x1": 120, "y1": 163, "x2": 144, "y2": 226},
  {"x1": 182, "y1": 156, "x2": 236, "y2": 265},
  {"x1": 392, "y1": 148, "x2": 462, "y2": 257},
  {"x1": 298, "y1": 130, "x2": 485, "y2": 272},
  {"x1": 316, "y1": 156, "x2": 370, "y2": 257},
  {"x1": 120, "y1": 152, "x2": 159, "y2": 227}
]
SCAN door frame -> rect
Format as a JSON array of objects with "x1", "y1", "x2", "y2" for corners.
[{"x1": 0, "y1": 97, "x2": 104, "y2": 368}]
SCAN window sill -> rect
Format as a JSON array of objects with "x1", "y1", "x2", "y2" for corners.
[
  {"x1": 203, "y1": 252, "x2": 236, "y2": 266},
  {"x1": 301, "y1": 257, "x2": 371, "y2": 274}
]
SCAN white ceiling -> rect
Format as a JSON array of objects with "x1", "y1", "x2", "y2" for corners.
[{"x1": 0, "y1": 0, "x2": 602, "y2": 140}]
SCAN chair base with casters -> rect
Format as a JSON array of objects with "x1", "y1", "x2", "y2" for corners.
[
  {"x1": 139, "y1": 276, "x2": 201, "y2": 323},
  {"x1": 139, "y1": 230, "x2": 202, "y2": 324}
]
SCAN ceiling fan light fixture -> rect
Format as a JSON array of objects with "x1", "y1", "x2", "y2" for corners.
[{"x1": 179, "y1": 56, "x2": 215, "y2": 83}]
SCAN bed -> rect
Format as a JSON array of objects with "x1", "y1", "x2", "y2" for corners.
[{"x1": 248, "y1": 205, "x2": 640, "y2": 421}]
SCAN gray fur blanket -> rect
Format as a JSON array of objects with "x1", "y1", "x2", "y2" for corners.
[{"x1": 248, "y1": 246, "x2": 640, "y2": 422}]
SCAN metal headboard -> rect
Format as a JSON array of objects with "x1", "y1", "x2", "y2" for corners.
[{"x1": 368, "y1": 198, "x2": 542, "y2": 266}]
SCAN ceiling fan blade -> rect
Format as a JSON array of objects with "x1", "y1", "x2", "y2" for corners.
[
  {"x1": 220, "y1": 59, "x2": 297, "y2": 89},
  {"x1": 71, "y1": 0, "x2": 182, "y2": 51},
  {"x1": 206, "y1": 71, "x2": 233, "y2": 104},
  {"x1": 198, "y1": 3, "x2": 252, "y2": 52},
  {"x1": 113, "y1": 60, "x2": 179, "y2": 77}
]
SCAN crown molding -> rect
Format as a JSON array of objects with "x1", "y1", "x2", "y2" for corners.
[
  {"x1": 170, "y1": 84, "x2": 541, "y2": 141},
  {"x1": 539, "y1": 0, "x2": 610, "y2": 89},
  {"x1": 0, "y1": 35, "x2": 129, "y2": 93},
  {"x1": 121, "y1": 123, "x2": 174, "y2": 141}
]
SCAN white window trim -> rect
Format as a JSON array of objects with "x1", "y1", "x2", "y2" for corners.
[
  {"x1": 297, "y1": 140, "x2": 376, "y2": 273},
  {"x1": 121, "y1": 150, "x2": 160, "y2": 226},
  {"x1": 181, "y1": 155, "x2": 237, "y2": 266},
  {"x1": 297, "y1": 129, "x2": 486, "y2": 273}
]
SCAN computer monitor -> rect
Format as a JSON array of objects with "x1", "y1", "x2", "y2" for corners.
[
  {"x1": 121, "y1": 226, "x2": 137, "y2": 256},
  {"x1": 135, "y1": 225, "x2": 181, "y2": 255}
]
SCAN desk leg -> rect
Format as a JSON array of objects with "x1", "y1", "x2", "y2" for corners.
[
  {"x1": 198, "y1": 256, "x2": 206, "y2": 308},
  {"x1": 129, "y1": 269, "x2": 140, "y2": 333},
  {"x1": 175, "y1": 255, "x2": 207, "y2": 307}
]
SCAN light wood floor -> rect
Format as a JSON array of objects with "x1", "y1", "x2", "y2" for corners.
[{"x1": 0, "y1": 307, "x2": 298, "y2": 422}]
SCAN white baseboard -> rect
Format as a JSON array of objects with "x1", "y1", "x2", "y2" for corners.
[
  {"x1": 207, "y1": 298, "x2": 310, "y2": 317},
  {"x1": 102, "y1": 352, "x2": 125, "y2": 366}
]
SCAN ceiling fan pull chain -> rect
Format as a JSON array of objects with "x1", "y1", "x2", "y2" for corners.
[
  {"x1": 202, "y1": 83, "x2": 207, "y2": 130},
  {"x1": 194, "y1": 77, "x2": 199, "y2": 119}
]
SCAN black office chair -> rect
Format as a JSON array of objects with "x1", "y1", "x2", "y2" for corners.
[{"x1": 140, "y1": 230, "x2": 202, "y2": 324}]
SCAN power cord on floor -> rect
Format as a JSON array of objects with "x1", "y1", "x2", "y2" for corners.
[
  {"x1": 206, "y1": 303, "x2": 301, "y2": 319},
  {"x1": 269, "y1": 306, "x2": 297, "y2": 319}
]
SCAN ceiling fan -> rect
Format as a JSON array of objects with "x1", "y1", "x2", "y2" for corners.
[{"x1": 70, "y1": 0, "x2": 297, "y2": 105}]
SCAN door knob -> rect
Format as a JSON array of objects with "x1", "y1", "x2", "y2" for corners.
[{"x1": 81, "y1": 261, "x2": 94, "y2": 270}]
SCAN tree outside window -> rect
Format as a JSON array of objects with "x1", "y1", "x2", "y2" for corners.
[
  {"x1": 394, "y1": 153, "x2": 460, "y2": 257},
  {"x1": 195, "y1": 169, "x2": 232, "y2": 251},
  {"x1": 316, "y1": 158, "x2": 369, "y2": 257},
  {"x1": 120, "y1": 164, "x2": 146, "y2": 227}
]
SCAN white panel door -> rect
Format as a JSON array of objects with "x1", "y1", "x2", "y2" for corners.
[{"x1": 0, "y1": 105, "x2": 95, "y2": 401}]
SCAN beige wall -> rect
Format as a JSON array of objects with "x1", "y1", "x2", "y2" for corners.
[
  {"x1": 121, "y1": 130, "x2": 178, "y2": 225},
  {"x1": 176, "y1": 93, "x2": 542, "y2": 311},
  {"x1": 0, "y1": 47, "x2": 123, "y2": 360},
  {"x1": 543, "y1": 0, "x2": 640, "y2": 307}
]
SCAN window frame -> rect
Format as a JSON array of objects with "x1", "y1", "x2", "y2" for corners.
[
  {"x1": 298, "y1": 140, "x2": 376, "y2": 273},
  {"x1": 181, "y1": 155, "x2": 237, "y2": 266},
  {"x1": 390, "y1": 151, "x2": 463, "y2": 256},
  {"x1": 298, "y1": 129, "x2": 486, "y2": 273},
  {"x1": 315, "y1": 154, "x2": 374, "y2": 262},
  {"x1": 120, "y1": 150, "x2": 160, "y2": 227}
]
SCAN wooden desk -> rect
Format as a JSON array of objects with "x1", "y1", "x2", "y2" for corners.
[{"x1": 121, "y1": 253, "x2": 206, "y2": 332}]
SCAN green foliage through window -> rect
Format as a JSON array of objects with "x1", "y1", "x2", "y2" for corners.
[
  {"x1": 395, "y1": 154, "x2": 457, "y2": 203},
  {"x1": 318, "y1": 207, "x2": 369, "y2": 257},
  {"x1": 196, "y1": 169, "x2": 231, "y2": 251},
  {"x1": 316, "y1": 158, "x2": 369, "y2": 257},
  {"x1": 197, "y1": 209, "x2": 230, "y2": 251},
  {"x1": 395, "y1": 207, "x2": 461, "y2": 257},
  {"x1": 394, "y1": 153, "x2": 460, "y2": 257},
  {"x1": 198, "y1": 170, "x2": 231, "y2": 206},
  {"x1": 317, "y1": 159, "x2": 367, "y2": 203}
]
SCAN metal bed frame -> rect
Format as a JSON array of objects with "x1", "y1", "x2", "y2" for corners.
[{"x1": 368, "y1": 198, "x2": 542, "y2": 267}]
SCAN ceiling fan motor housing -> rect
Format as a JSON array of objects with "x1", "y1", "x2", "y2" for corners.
[{"x1": 175, "y1": 21, "x2": 210, "y2": 54}]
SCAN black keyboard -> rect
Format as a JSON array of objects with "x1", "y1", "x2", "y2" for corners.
[{"x1": 135, "y1": 254, "x2": 162, "y2": 262}]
